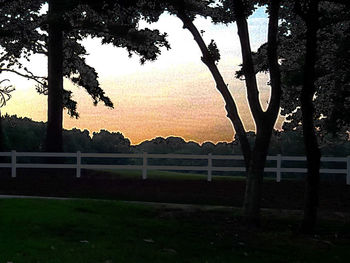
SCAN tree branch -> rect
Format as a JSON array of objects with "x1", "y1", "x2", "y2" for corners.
[
  {"x1": 234, "y1": 0, "x2": 264, "y2": 122},
  {"x1": 177, "y1": 10, "x2": 252, "y2": 166},
  {"x1": 266, "y1": 0, "x2": 281, "y2": 118},
  {"x1": 0, "y1": 79, "x2": 15, "y2": 107},
  {"x1": 0, "y1": 68, "x2": 47, "y2": 87}
]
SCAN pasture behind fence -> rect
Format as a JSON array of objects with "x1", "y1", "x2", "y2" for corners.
[{"x1": 0, "y1": 151, "x2": 349, "y2": 184}]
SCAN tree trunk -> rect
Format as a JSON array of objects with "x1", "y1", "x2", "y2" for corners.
[
  {"x1": 177, "y1": 1, "x2": 281, "y2": 227},
  {"x1": 237, "y1": 0, "x2": 281, "y2": 226},
  {"x1": 177, "y1": 12, "x2": 252, "y2": 167},
  {"x1": 300, "y1": 0, "x2": 321, "y2": 234},
  {"x1": 45, "y1": 0, "x2": 64, "y2": 152},
  {"x1": 243, "y1": 119, "x2": 275, "y2": 226},
  {"x1": 0, "y1": 110, "x2": 3, "y2": 152},
  {"x1": 0, "y1": 110, "x2": 6, "y2": 171}
]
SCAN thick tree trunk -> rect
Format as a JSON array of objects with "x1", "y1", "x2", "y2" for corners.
[
  {"x1": 45, "y1": 0, "x2": 64, "y2": 152},
  {"x1": 301, "y1": 122, "x2": 321, "y2": 234},
  {"x1": 243, "y1": 129, "x2": 272, "y2": 227},
  {"x1": 243, "y1": 119, "x2": 275, "y2": 225},
  {"x1": 300, "y1": 1, "x2": 321, "y2": 234}
]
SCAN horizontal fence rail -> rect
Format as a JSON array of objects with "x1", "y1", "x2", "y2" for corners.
[{"x1": 0, "y1": 151, "x2": 349, "y2": 184}]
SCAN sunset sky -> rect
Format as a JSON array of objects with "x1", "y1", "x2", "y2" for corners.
[{"x1": 1, "y1": 7, "x2": 283, "y2": 145}]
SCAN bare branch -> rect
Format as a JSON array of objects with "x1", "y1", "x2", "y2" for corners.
[
  {"x1": 0, "y1": 68, "x2": 47, "y2": 87},
  {"x1": 0, "y1": 79, "x2": 15, "y2": 107},
  {"x1": 266, "y1": 0, "x2": 281, "y2": 117},
  {"x1": 177, "y1": 10, "x2": 251, "y2": 166},
  {"x1": 234, "y1": 0, "x2": 264, "y2": 120}
]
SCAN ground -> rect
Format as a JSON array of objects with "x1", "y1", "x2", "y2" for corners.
[
  {"x1": 0, "y1": 169, "x2": 349, "y2": 262},
  {"x1": 0, "y1": 169, "x2": 348, "y2": 213},
  {"x1": 0, "y1": 198, "x2": 349, "y2": 263}
]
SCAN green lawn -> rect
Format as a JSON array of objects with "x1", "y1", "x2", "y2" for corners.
[{"x1": 0, "y1": 198, "x2": 349, "y2": 263}]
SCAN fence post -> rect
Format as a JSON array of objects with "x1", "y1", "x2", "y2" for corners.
[
  {"x1": 76, "y1": 151, "x2": 81, "y2": 178},
  {"x1": 207, "y1": 153, "x2": 212, "y2": 182},
  {"x1": 276, "y1": 154, "x2": 281, "y2": 182},
  {"x1": 347, "y1": 156, "x2": 350, "y2": 185},
  {"x1": 11, "y1": 150, "x2": 16, "y2": 178},
  {"x1": 142, "y1": 152, "x2": 148, "y2": 180}
]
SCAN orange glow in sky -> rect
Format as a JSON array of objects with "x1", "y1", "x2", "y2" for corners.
[{"x1": 1, "y1": 9, "x2": 283, "y2": 145}]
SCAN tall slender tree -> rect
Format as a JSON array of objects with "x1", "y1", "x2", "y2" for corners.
[
  {"x1": 233, "y1": 0, "x2": 281, "y2": 225},
  {"x1": 158, "y1": 0, "x2": 281, "y2": 225},
  {"x1": 295, "y1": 0, "x2": 321, "y2": 234}
]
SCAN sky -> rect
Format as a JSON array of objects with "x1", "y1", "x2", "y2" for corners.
[{"x1": 1, "y1": 7, "x2": 283, "y2": 145}]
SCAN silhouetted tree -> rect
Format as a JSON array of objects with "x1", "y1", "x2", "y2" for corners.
[
  {"x1": 46, "y1": 0, "x2": 64, "y2": 152},
  {"x1": 92, "y1": 130, "x2": 131, "y2": 153},
  {"x1": 294, "y1": 0, "x2": 321, "y2": 234},
  {"x1": 1, "y1": 115, "x2": 45, "y2": 151},
  {"x1": 249, "y1": 0, "x2": 349, "y2": 233},
  {"x1": 157, "y1": 0, "x2": 281, "y2": 225},
  {"x1": 2, "y1": 114, "x2": 349, "y2": 162},
  {"x1": 0, "y1": 0, "x2": 112, "y2": 152},
  {"x1": 0, "y1": 0, "x2": 169, "y2": 152},
  {"x1": 63, "y1": 128, "x2": 92, "y2": 152},
  {"x1": 293, "y1": 0, "x2": 349, "y2": 235},
  {"x1": 279, "y1": 1, "x2": 350, "y2": 140}
]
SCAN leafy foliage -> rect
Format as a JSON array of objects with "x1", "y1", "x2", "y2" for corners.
[
  {"x1": 243, "y1": 1, "x2": 350, "y2": 141},
  {"x1": 207, "y1": 40, "x2": 221, "y2": 63},
  {"x1": 1, "y1": 114, "x2": 348, "y2": 156},
  {"x1": 0, "y1": 0, "x2": 170, "y2": 117}
]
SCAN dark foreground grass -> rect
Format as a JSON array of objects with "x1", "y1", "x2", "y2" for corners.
[
  {"x1": 0, "y1": 199, "x2": 349, "y2": 263},
  {"x1": 100, "y1": 169, "x2": 277, "y2": 181},
  {"x1": 100, "y1": 169, "x2": 248, "y2": 181}
]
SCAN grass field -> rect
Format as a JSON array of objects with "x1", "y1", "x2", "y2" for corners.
[
  {"x1": 0, "y1": 198, "x2": 349, "y2": 263},
  {"x1": 97, "y1": 169, "x2": 288, "y2": 182},
  {"x1": 0, "y1": 168, "x2": 348, "y2": 211},
  {"x1": 100, "y1": 169, "x2": 249, "y2": 181}
]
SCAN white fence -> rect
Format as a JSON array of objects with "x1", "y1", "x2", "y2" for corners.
[{"x1": 0, "y1": 151, "x2": 349, "y2": 184}]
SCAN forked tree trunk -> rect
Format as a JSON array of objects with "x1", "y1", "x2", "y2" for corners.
[
  {"x1": 176, "y1": 11, "x2": 252, "y2": 168},
  {"x1": 178, "y1": 0, "x2": 281, "y2": 226},
  {"x1": 300, "y1": 0, "x2": 321, "y2": 234},
  {"x1": 45, "y1": 0, "x2": 64, "y2": 152},
  {"x1": 237, "y1": 0, "x2": 281, "y2": 226}
]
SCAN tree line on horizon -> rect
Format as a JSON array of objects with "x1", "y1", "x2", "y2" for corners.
[
  {"x1": 1, "y1": 114, "x2": 349, "y2": 157},
  {"x1": 1, "y1": 0, "x2": 349, "y2": 233}
]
